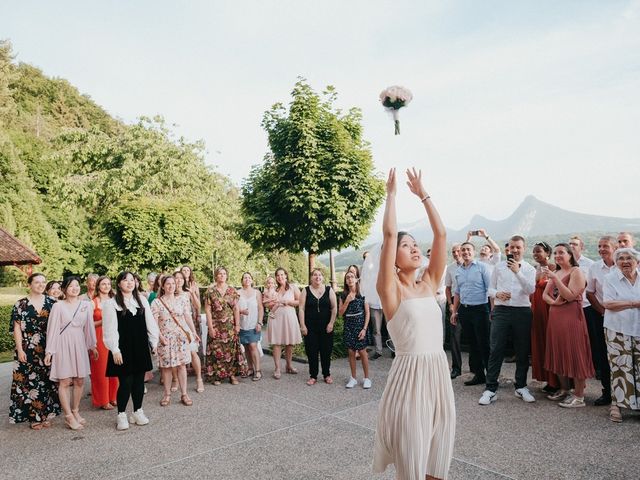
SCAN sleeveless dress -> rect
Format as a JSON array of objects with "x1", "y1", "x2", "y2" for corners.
[
  {"x1": 89, "y1": 297, "x2": 119, "y2": 406},
  {"x1": 151, "y1": 296, "x2": 192, "y2": 368},
  {"x1": 239, "y1": 290, "x2": 260, "y2": 344},
  {"x1": 544, "y1": 274, "x2": 595, "y2": 380},
  {"x1": 106, "y1": 303, "x2": 153, "y2": 377},
  {"x1": 373, "y1": 297, "x2": 456, "y2": 480},
  {"x1": 530, "y1": 275, "x2": 558, "y2": 387},
  {"x1": 268, "y1": 288, "x2": 302, "y2": 346},
  {"x1": 343, "y1": 294, "x2": 367, "y2": 351}
]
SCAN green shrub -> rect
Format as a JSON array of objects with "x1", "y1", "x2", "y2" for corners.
[
  {"x1": 0, "y1": 304, "x2": 15, "y2": 353},
  {"x1": 292, "y1": 315, "x2": 348, "y2": 360}
]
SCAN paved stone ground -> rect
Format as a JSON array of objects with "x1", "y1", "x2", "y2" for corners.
[{"x1": 1, "y1": 352, "x2": 637, "y2": 480}]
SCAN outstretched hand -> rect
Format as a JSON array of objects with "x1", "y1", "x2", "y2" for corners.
[
  {"x1": 386, "y1": 168, "x2": 397, "y2": 195},
  {"x1": 406, "y1": 167, "x2": 427, "y2": 199}
]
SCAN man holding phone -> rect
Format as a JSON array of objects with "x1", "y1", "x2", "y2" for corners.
[
  {"x1": 467, "y1": 229, "x2": 502, "y2": 267},
  {"x1": 479, "y1": 235, "x2": 536, "y2": 406}
]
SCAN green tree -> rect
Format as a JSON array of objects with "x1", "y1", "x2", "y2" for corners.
[{"x1": 241, "y1": 79, "x2": 385, "y2": 278}]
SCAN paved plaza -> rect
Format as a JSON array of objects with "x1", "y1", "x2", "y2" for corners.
[{"x1": 0, "y1": 353, "x2": 637, "y2": 480}]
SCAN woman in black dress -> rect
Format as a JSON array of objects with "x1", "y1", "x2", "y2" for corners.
[
  {"x1": 339, "y1": 270, "x2": 371, "y2": 389},
  {"x1": 102, "y1": 271, "x2": 159, "y2": 430},
  {"x1": 299, "y1": 269, "x2": 337, "y2": 385},
  {"x1": 9, "y1": 273, "x2": 61, "y2": 429}
]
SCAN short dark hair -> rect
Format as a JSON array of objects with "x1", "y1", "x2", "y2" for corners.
[
  {"x1": 61, "y1": 276, "x2": 82, "y2": 293},
  {"x1": 27, "y1": 272, "x2": 45, "y2": 285},
  {"x1": 461, "y1": 242, "x2": 475, "y2": 250},
  {"x1": 534, "y1": 241, "x2": 552, "y2": 255}
]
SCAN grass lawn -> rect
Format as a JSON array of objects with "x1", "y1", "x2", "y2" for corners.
[{"x1": 0, "y1": 286, "x2": 24, "y2": 306}]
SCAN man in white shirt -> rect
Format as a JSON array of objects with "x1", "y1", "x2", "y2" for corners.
[
  {"x1": 467, "y1": 229, "x2": 501, "y2": 267},
  {"x1": 479, "y1": 235, "x2": 537, "y2": 406},
  {"x1": 585, "y1": 236, "x2": 617, "y2": 406},
  {"x1": 569, "y1": 235, "x2": 595, "y2": 307},
  {"x1": 445, "y1": 244, "x2": 464, "y2": 378}
]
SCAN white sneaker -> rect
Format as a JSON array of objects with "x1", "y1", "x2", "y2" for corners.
[
  {"x1": 515, "y1": 387, "x2": 536, "y2": 403},
  {"x1": 345, "y1": 377, "x2": 358, "y2": 389},
  {"x1": 362, "y1": 378, "x2": 372, "y2": 389},
  {"x1": 479, "y1": 390, "x2": 497, "y2": 405},
  {"x1": 116, "y1": 412, "x2": 129, "y2": 430},
  {"x1": 129, "y1": 409, "x2": 149, "y2": 426}
]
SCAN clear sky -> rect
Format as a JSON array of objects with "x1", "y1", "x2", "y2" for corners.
[{"x1": 2, "y1": 0, "x2": 639, "y2": 229}]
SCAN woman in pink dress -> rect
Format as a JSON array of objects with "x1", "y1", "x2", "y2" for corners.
[
  {"x1": 543, "y1": 243, "x2": 595, "y2": 408},
  {"x1": 268, "y1": 268, "x2": 302, "y2": 379},
  {"x1": 44, "y1": 276, "x2": 98, "y2": 430},
  {"x1": 530, "y1": 242, "x2": 559, "y2": 393}
]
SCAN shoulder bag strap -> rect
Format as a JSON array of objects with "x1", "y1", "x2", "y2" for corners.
[
  {"x1": 159, "y1": 297, "x2": 192, "y2": 342},
  {"x1": 60, "y1": 303, "x2": 82, "y2": 335}
]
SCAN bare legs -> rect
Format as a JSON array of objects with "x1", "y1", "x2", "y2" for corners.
[
  {"x1": 59, "y1": 377, "x2": 85, "y2": 429},
  {"x1": 246, "y1": 343, "x2": 260, "y2": 375},
  {"x1": 348, "y1": 349, "x2": 369, "y2": 379},
  {"x1": 190, "y1": 351, "x2": 204, "y2": 392}
]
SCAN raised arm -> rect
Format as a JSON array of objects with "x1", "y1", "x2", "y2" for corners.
[
  {"x1": 377, "y1": 168, "x2": 400, "y2": 319},
  {"x1": 406, "y1": 168, "x2": 446, "y2": 290}
]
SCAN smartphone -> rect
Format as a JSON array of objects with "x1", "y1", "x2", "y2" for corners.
[
  {"x1": 471, "y1": 230, "x2": 480, "y2": 236},
  {"x1": 506, "y1": 254, "x2": 514, "y2": 262}
]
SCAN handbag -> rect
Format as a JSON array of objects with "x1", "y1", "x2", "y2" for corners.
[{"x1": 159, "y1": 298, "x2": 194, "y2": 344}]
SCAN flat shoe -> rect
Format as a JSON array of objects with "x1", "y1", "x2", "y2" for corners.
[
  {"x1": 230, "y1": 376, "x2": 240, "y2": 385},
  {"x1": 30, "y1": 422, "x2": 44, "y2": 430},
  {"x1": 101, "y1": 403, "x2": 114, "y2": 410},
  {"x1": 252, "y1": 371, "x2": 262, "y2": 381},
  {"x1": 609, "y1": 406, "x2": 622, "y2": 423},
  {"x1": 286, "y1": 367, "x2": 298, "y2": 374},
  {"x1": 64, "y1": 414, "x2": 83, "y2": 430},
  {"x1": 306, "y1": 378, "x2": 317, "y2": 386},
  {"x1": 324, "y1": 376, "x2": 333, "y2": 384}
]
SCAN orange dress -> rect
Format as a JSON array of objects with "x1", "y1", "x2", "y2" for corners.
[
  {"x1": 530, "y1": 276, "x2": 559, "y2": 388},
  {"x1": 89, "y1": 297, "x2": 119, "y2": 407}
]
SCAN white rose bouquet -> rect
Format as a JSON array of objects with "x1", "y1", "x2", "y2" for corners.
[{"x1": 379, "y1": 85, "x2": 413, "y2": 135}]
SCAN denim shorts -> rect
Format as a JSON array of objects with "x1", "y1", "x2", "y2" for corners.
[{"x1": 239, "y1": 328, "x2": 261, "y2": 345}]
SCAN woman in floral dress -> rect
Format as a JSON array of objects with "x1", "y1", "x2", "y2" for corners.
[
  {"x1": 204, "y1": 266, "x2": 247, "y2": 385},
  {"x1": 9, "y1": 273, "x2": 61, "y2": 429}
]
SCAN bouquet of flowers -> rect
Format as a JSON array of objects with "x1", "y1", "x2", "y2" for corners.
[{"x1": 379, "y1": 85, "x2": 413, "y2": 135}]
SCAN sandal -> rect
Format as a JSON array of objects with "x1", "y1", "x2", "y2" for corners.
[
  {"x1": 272, "y1": 371, "x2": 281, "y2": 380},
  {"x1": 64, "y1": 414, "x2": 84, "y2": 430},
  {"x1": 160, "y1": 395, "x2": 171, "y2": 407},
  {"x1": 286, "y1": 367, "x2": 298, "y2": 374},
  {"x1": 306, "y1": 378, "x2": 317, "y2": 386},
  {"x1": 230, "y1": 376, "x2": 240, "y2": 385},
  {"x1": 71, "y1": 409, "x2": 87, "y2": 425},
  {"x1": 324, "y1": 376, "x2": 333, "y2": 384},
  {"x1": 195, "y1": 378, "x2": 205, "y2": 393},
  {"x1": 213, "y1": 380, "x2": 221, "y2": 386},
  {"x1": 42, "y1": 420, "x2": 51, "y2": 428},
  {"x1": 30, "y1": 422, "x2": 44, "y2": 430},
  {"x1": 180, "y1": 394, "x2": 193, "y2": 406},
  {"x1": 101, "y1": 403, "x2": 114, "y2": 410},
  {"x1": 609, "y1": 405, "x2": 622, "y2": 423},
  {"x1": 252, "y1": 371, "x2": 262, "y2": 381}
]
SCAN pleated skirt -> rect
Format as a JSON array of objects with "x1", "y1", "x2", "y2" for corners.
[
  {"x1": 373, "y1": 351, "x2": 456, "y2": 480},
  {"x1": 544, "y1": 301, "x2": 595, "y2": 379}
]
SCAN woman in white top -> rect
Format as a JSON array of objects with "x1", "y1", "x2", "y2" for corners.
[
  {"x1": 373, "y1": 168, "x2": 455, "y2": 480},
  {"x1": 602, "y1": 248, "x2": 640, "y2": 423},
  {"x1": 175, "y1": 270, "x2": 204, "y2": 393},
  {"x1": 102, "y1": 271, "x2": 159, "y2": 431},
  {"x1": 238, "y1": 272, "x2": 264, "y2": 381}
]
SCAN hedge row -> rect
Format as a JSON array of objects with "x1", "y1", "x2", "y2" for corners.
[{"x1": 0, "y1": 304, "x2": 15, "y2": 353}]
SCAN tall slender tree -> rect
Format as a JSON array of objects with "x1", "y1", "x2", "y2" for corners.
[{"x1": 241, "y1": 79, "x2": 385, "y2": 278}]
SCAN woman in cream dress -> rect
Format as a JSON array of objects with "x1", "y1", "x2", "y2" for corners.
[{"x1": 373, "y1": 168, "x2": 455, "y2": 480}]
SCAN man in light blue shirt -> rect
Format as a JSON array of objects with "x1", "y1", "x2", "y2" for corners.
[{"x1": 451, "y1": 242, "x2": 492, "y2": 386}]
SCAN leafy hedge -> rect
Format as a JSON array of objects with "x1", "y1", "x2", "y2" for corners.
[
  {"x1": 291, "y1": 314, "x2": 348, "y2": 360},
  {"x1": 0, "y1": 304, "x2": 15, "y2": 353}
]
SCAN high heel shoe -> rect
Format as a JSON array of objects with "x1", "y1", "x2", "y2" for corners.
[
  {"x1": 195, "y1": 378, "x2": 205, "y2": 393},
  {"x1": 71, "y1": 409, "x2": 87, "y2": 425},
  {"x1": 65, "y1": 414, "x2": 84, "y2": 430}
]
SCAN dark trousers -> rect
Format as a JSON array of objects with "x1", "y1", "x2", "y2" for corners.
[
  {"x1": 459, "y1": 303, "x2": 491, "y2": 378},
  {"x1": 450, "y1": 316, "x2": 462, "y2": 372},
  {"x1": 117, "y1": 372, "x2": 145, "y2": 413},
  {"x1": 584, "y1": 306, "x2": 611, "y2": 396},
  {"x1": 486, "y1": 306, "x2": 532, "y2": 392},
  {"x1": 304, "y1": 330, "x2": 333, "y2": 379}
]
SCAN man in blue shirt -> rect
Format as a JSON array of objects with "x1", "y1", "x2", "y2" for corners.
[{"x1": 452, "y1": 242, "x2": 492, "y2": 386}]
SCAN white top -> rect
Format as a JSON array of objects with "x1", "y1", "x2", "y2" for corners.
[
  {"x1": 586, "y1": 259, "x2": 616, "y2": 305},
  {"x1": 388, "y1": 297, "x2": 444, "y2": 354},
  {"x1": 102, "y1": 295, "x2": 159, "y2": 354},
  {"x1": 480, "y1": 251, "x2": 502, "y2": 266},
  {"x1": 444, "y1": 261, "x2": 461, "y2": 290},
  {"x1": 577, "y1": 255, "x2": 595, "y2": 307},
  {"x1": 238, "y1": 289, "x2": 259, "y2": 330},
  {"x1": 603, "y1": 269, "x2": 640, "y2": 337},
  {"x1": 489, "y1": 260, "x2": 536, "y2": 307}
]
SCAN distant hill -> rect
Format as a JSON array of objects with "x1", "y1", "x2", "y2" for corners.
[{"x1": 325, "y1": 195, "x2": 640, "y2": 271}]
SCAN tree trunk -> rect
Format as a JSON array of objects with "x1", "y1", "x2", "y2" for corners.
[
  {"x1": 329, "y1": 250, "x2": 337, "y2": 290},
  {"x1": 308, "y1": 251, "x2": 316, "y2": 284}
]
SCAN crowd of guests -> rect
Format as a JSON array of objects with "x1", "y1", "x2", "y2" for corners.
[
  {"x1": 441, "y1": 230, "x2": 640, "y2": 423},
  {"x1": 8, "y1": 262, "x2": 374, "y2": 431}
]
